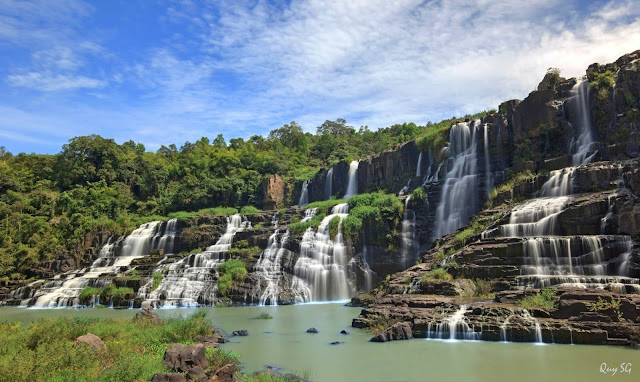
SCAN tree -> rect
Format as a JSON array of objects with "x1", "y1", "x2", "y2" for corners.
[
  {"x1": 269, "y1": 121, "x2": 309, "y2": 153},
  {"x1": 213, "y1": 134, "x2": 227, "y2": 148},
  {"x1": 316, "y1": 118, "x2": 354, "y2": 135}
]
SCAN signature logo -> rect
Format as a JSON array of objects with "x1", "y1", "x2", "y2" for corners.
[{"x1": 600, "y1": 363, "x2": 632, "y2": 376}]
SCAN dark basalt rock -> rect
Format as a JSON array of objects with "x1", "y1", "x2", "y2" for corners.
[
  {"x1": 162, "y1": 344, "x2": 207, "y2": 373},
  {"x1": 306, "y1": 327, "x2": 318, "y2": 333},
  {"x1": 232, "y1": 330, "x2": 248, "y2": 336},
  {"x1": 370, "y1": 322, "x2": 413, "y2": 342},
  {"x1": 330, "y1": 341, "x2": 343, "y2": 345},
  {"x1": 340, "y1": 329, "x2": 349, "y2": 335},
  {"x1": 134, "y1": 305, "x2": 162, "y2": 324}
]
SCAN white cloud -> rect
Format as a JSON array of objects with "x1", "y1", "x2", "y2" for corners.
[{"x1": 7, "y1": 72, "x2": 106, "y2": 91}]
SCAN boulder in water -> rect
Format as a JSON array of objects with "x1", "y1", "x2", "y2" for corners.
[
  {"x1": 134, "y1": 305, "x2": 162, "y2": 324},
  {"x1": 340, "y1": 329, "x2": 349, "y2": 335},
  {"x1": 306, "y1": 327, "x2": 318, "y2": 333},
  {"x1": 330, "y1": 341, "x2": 343, "y2": 345},
  {"x1": 231, "y1": 330, "x2": 248, "y2": 336},
  {"x1": 163, "y1": 344, "x2": 208, "y2": 373},
  {"x1": 74, "y1": 333, "x2": 105, "y2": 350},
  {"x1": 370, "y1": 322, "x2": 413, "y2": 342}
]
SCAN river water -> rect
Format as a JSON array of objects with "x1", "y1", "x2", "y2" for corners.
[{"x1": 1, "y1": 303, "x2": 636, "y2": 382}]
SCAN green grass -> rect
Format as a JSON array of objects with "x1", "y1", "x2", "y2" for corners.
[
  {"x1": 288, "y1": 212, "x2": 326, "y2": 235},
  {"x1": 305, "y1": 198, "x2": 346, "y2": 210},
  {"x1": 240, "y1": 206, "x2": 262, "y2": 215},
  {"x1": 519, "y1": 289, "x2": 557, "y2": 311},
  {"x1": 217, "y1": 260, "x2": 247, "y2": 297},
  {"x1": 168, "y1": 206, "x2": 239, "y2": 221},
  {"x1": 0, "y1": 311, "x2": 212, "y2": 382},
  {"x1": 254, "y1": 312, "x2": 273, "y2": 320},
  {"x1": 421, "y1": 268, "x2": 452, "y2": 282},
  {"x1": 78, "y1": 287, "x2": 100, "y2": 303},
  {"x1": 151, "y1": 273, "x2": 163, "y2": 291},
  {"x1": 487, "y1": 170, "x2": 536, "y2": 206}
]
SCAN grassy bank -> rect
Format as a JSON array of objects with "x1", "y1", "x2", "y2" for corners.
[{"x1": 0, "y1": 311, "x2": 301, "y2": 382}]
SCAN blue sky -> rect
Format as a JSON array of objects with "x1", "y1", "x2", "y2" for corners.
[{"x1": 1, "y1": 0, "x2": 639, "y2": 154}]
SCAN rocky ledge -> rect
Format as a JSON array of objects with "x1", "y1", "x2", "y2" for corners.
[{"x1": 352, "y1": 288, "x2": 640, "y2": 346}]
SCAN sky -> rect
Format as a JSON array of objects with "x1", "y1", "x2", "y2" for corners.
[{"x1": 0, "y1": 0, "x2": 639, "y2": 154}]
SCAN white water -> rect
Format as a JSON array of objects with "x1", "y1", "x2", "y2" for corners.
[
  {"x1": 325, "y1": 167, "x2": 334, "y2": 200},
  {"x1": 482, "y1": 168, "x2": 639, "y2": 293},
  {"x1": 254, "y1": 230, "x2": 310, "y2": 305},
  {"x1": 416, "y1": 151, "x2": 423, "y2": 177},
  {"x1": 343, "y1": 161, "x2": 359, "y2": 199},
  {"x1": 399, "y1": 196, "x2": 418, "y2": 268},
  {"x1": 570, "y1": 79, "x2": 598, "y2": 166},
  {"x1": 484, "y1": 123, "x2": 494, "y2": 196},
  {"x1": 522, "y1": 310, "x2": 544, "y2": 343},
  {"x1": 298, "y1": 180, "x2": 310, "y2": 207},
  {"x1": 433, "y1": 120, "x2": 490, "y2": 239},
  {"x1": 427, "y1": 305, "x2": 480, "y2": 340},
  {"x1": 142, "y1": 214, "x2": 250, "y2": 307},
  {"x1": 293, "y1": 203, "x2": 356, "y2": 301},
  {"x1": 14, "y1": 220, "x2": 178, "y2": 307}
]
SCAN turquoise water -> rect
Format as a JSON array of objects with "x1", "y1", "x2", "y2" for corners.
[{"x1": 1, "y1": 303, "x2": 637, "y2": 382}]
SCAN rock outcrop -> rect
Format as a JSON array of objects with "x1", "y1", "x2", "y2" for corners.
[
  {"x1": 264, "y1": 174, "x2": 285, "y2": 210},
  {"x1": 74, "y1": 333, "x2": 105, "y2": 350}
]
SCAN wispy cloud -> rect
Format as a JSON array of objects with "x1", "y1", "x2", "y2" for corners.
[{"x1": 0, "y1": 0, "x2": 639, "y2": 153}]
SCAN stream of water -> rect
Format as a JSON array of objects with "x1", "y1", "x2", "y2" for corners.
[{"x1": 1, "y1": 304, "x2": 635, "y2": 382}]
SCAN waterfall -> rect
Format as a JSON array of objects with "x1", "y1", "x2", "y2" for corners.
[
  {"x1": 521, "y1": 310, "x2": 544, "y2": 343},
  {"x1": 254, "y1": 230, "x2": 310, "y2": 305},
  {"x1": 421, "y1": 149, "x2": 435, "y2": 185},
  {"x1": 433, "y1": 120, "x2": 490, "y2": 240},
  {"x1": 480, "y1": 169, "x2": 639, "y2": 293},
  {"x1": 427, "y1": 305, "x2": 480, "y2": 340},
  {"x1": 13, "y1": 220, "x2": 176, "y2": 308},
  {"x1": 142, "y1": 214, "x2": 250, "y2": 307},
  {"x1": 292, "y1": 203, "x2": 356, "y2": 301},
  {"x1": 570, "y1": 79, "x2": 598, "y2": 166},
  {"x1": 325, "y1": 167, "x2": 334, "y2": 200},
  {"x1": 483, "y1": 124, "x2": 493, "y2": 196},
  {"x1": 399, "y1": 196, "x2": 418, "y2": 268},
  {"x1": 343, "y1": 161, "x2": 359, "y2": 199},
  {"x1": 298, "y1": 180, "x2": 310, "y2": 207},
  {"x1": 416, "y1": 152, "x2": 423, "y2": 177}
]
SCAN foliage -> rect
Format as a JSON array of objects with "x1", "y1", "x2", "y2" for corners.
[
  {"x1": 487, "y1": 170, "x2": 536, "y2": 206},
  {"x1": 254, "y1": 312, "x2": 273, "y2": 320},
  {"x1": 151, "y1": 272, "x2": 163, "y2": 291},
  {"x1": 410, "y1": 186, "x2": 425, "y2": 201},
  {"x1": 421, "y1": 268, "x2": 452, "y2": 282},
  {"x1": 346, "y1": 192, "x2": 404, "y2": 241},
  {"x1": 217, "y1": 259, "x2": 247, "y2": 297},
  {"x1": 328, "y1": 216, "x2": 341, "y2": 239},
  {"x1": 585, "y1": 296, "x2": 624, "y2": 322},
  {"x1": 591, "y1": 70, "x2": 616, "y2": 100},
  {"x1": 0, "y1": 311, "x2": 213, "y2": 381},
  {"x1": 472, "y1": 279, "x2": 495, "y2": 298},
  {"x1": 288, "y1": 213, "x2": 326, "y2": 235},
  {"x1": 519, "y1": 289, "x2": 557, "y2": 311},
  {"x1": 78, "y1": 287, "x2": 100, "y2": 303},
  {"x1": 240, "y1": 206, "x2": 262, "y2": 215}
]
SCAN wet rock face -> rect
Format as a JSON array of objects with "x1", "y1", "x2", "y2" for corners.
[{"x1": 370, "y1": 322, "x2": 413, "y2": 342}]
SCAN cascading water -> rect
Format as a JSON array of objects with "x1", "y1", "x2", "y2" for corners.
[
  {"x1": 11, "y1": 220, "x2": 178, "y2": 307},
  {"x1": 481, "y1": 168, "x2": 639, "y2": 293},
  {"x1": 298, "y1": 180, "x2": 310, "y2": 207},
  {"x1": 433, "y1": 120, "x2": 491, "y2": 239},
  {"x1": 416, "y1": 152, "x2": 423, "y2": 178},
  {"x1": 141, "y1": 214, "x2": 250, "y2": 307},
  {"x1": 421, "y1": 149, "x2": 436, "y2": 185},
  {"x1": 343, "y1": 161, "x2": 359, "y2": 199},
  {"x1": 483, "y1": 124, "x2": 493, "y2": 196},
  {"x1": 569, "y1": 79, "x2": 598, "y2": 166},
  {"x1": 427, "y1": 305, "x2": 480, "y2": 340},
  {"x1": 399, "y1": 196, "x2": 418, "y2": 268},
  {"x1": 325, "y1": 167, "x2": 334, "y2": 200},
  {"x1": 292, "y1": 203, "x2": 356, "y2": 301},
  {"x1": 254, "y1": 230, "x2": 310, "y2": 305}
]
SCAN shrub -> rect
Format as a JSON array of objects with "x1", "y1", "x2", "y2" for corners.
[
  {"x1": 411, "y1": 186, "x2": 425, "y2": 201},
  {"x1": 78, "y1": 287, "x2": 100, "y2": 303},
  {"x1": 218, "y1": 273, "x2": 233, "y2": 297},
  {"x1": 342, "y1": 215, "x2": 363, "y2": 237},
  {"x1": 328, "y1": 216, "x2": 341, "y2": 239},
  {"x1": 421, "y1": 268, "x2": 451, "y2": 282},
  {"x1": 218, "y1": 259, "x2": 247, "y2": 281},
  {"x1": 520, "y1": 289, "x2": 557, "y2": 311},
  {"x1": 585, "y1": 296, "x2": 624, "y2": 322},
  {"x1": 288, "y1": 213, "x2": 326, "y2": 235},
  {"x1": 151, "y1": 273, "x2": 163, "y2": 291},
  {"x1": 254, "y1": 312, "x2": 273, "y2": 320},
  {"x1": 240, "y1": 206, "x2": 261, "y2": 215}
]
